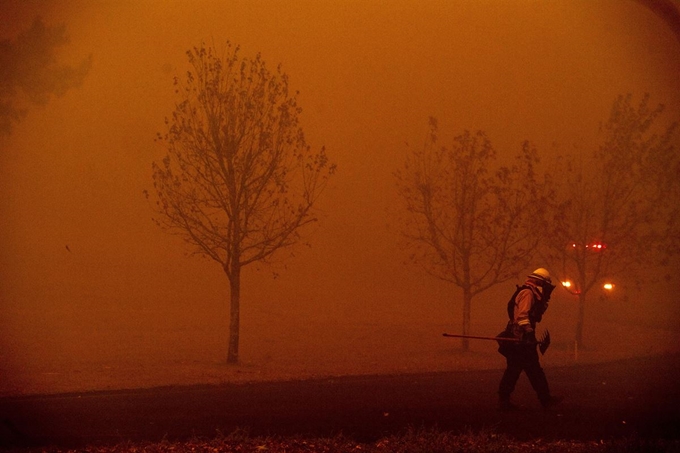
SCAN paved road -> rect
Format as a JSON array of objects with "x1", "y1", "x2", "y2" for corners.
[{"x1": 1, "y1": 354, "x2": 679, "y2": 448}]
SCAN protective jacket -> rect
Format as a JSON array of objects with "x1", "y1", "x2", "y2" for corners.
[{"x1": 506, "y1": 280, "x2": 548, "y2": 339}]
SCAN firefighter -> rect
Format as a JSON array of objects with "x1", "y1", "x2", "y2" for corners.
[{"x1": 498, "y1": 268, "x2": 562, "y2": 411}]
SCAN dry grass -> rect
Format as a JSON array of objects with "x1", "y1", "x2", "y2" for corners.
[{"x1": 5, "y1": 428, "x2": 679, "y2": 453}]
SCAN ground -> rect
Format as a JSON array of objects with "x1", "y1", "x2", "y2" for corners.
[
  {"x1": 1, "y1": 353, "x2": 679, "y2": 448},
  {"x1": 1, "y1": 314, "x2": 679, "y2": 448},
  {"x1": 1, "y1": 314, "x2": 678, "y2": 396}
]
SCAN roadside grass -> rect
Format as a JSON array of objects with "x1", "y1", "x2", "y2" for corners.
[{"x1": 6, "y1": 428, "x2": 679, "y2": 453}]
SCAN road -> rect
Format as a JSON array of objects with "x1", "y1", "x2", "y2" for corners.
[{"x1": 1, "y1": 354, "x2": 679, "y2": 448}]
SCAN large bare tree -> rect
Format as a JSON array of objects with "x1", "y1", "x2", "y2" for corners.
[
  {"x1": 542, "y1": 94, "x2": 679, "y2": 347},
  {"x1": 395, "y1": 118, "x2": 550, "y2": 351},
  {"x1": 149, "y1": 43, "x2": 335, "y2": 363}
]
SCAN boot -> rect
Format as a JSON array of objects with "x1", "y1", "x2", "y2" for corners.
[
  {"x1": 541, "y1": 395, "x2": 563, "y2": 410},
  {"x1": 498, "y1": 397, "x2": 521, "y2": 412}
]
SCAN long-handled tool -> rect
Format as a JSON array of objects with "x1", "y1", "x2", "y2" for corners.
[{"x1": 442, "y1": 330, "x2": 551, "y2": 355}]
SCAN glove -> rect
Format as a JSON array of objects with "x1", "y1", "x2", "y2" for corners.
[{"x1": 522, "y1": 329, "x2": 537, "y2": 344}]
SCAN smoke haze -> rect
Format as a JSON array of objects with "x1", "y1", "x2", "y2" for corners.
[{"x1": 1, "y1": 0, "x2": 679, "y2": 394}]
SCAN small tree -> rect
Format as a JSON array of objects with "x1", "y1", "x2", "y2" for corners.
[
  {"x1": 0, "y1": 17, "x2": 91, "y2": 135},
  {"x1": 148, "y1": 43, "x2": 335, "y2": 363},
  {"x1": 542, "y1": 94, "x2": 679, "y2": 346},
  {"x1": 395, "y1": 118, "x2": 550, "y2": 351}
]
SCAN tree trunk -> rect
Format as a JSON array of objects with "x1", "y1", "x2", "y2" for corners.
[
  {"x1": 227, "y1": 262, "x2": 241, "y2": 364},
  {"x1": 575, "y1": 265, "x2": 587, "y2": 348},
  {"x1": 462, "y1": 287, "x2": 472, "y2": 351},
  {"x1": 575, "y1": 291, "x2": 586, "y2": 348}
]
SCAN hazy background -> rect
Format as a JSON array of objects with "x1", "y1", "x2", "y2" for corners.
[{"x1": 1, "y1": 0, "x2": 679, "y2": 395}]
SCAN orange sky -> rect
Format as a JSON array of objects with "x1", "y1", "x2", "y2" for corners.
[{"x1": 1, "y1": 0, "x2": 679, "y2": 375}]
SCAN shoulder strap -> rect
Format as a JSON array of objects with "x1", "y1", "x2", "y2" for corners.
[{"x1": 506, "y1": 285, "x2": 529, "y2": 321}]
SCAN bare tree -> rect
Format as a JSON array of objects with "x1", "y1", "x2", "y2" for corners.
[
  {"x1": 542, "y1": 94, "x2": 679, "y2": 346},
  {"x1": 148, "y1": 43, "x2": 335, "y2": 363},
  {"x1": 0, "y1": 17, "x2": 91, "y2": 135},
  {"x1": 395, "y1": 118, "x2": 550, "y2": 351}
]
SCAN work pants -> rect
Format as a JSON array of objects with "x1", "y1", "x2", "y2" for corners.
[{"x1": 498, "y1": 345, "x2": 550, "y2": 404}]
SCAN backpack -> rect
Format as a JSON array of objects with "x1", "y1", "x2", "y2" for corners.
[
  {"x1": 506, "y1": 284, "x2": 548, "y2": 324},
  {"x1": 497, "y1": 284, "x2": 548, "y2": 357}
]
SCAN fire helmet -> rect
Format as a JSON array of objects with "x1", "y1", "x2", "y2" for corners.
[{"x1": 528, "y1": 268, "x2": 552, "y2": 284}]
